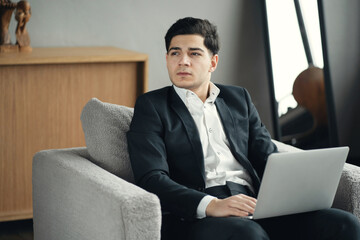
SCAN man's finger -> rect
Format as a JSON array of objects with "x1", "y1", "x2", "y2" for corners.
[{"x1": 229, "y1": 201, "x2": 255, "y2": 214}]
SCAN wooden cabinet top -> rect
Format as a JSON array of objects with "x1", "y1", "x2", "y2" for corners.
[{"x1": 0, "y1": 47, "x2": 148, "y2": 66}]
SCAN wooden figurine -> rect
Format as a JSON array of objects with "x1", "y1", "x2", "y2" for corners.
[
  {"x1": 0, "y1": 0, "x2": 31, "y2": 53},
  {"x1": 0, "y1": 0, "x2": 18, "y2": 52},
  {"x1": 15, "y1": 0, "x2": 31, "y2": 52}
]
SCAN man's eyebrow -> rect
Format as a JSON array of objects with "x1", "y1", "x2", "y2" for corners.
[
  {"x1": 168, "y1": 47, "x2": 205, "y2": 52},
  {"x1": 168, "y1": 47, "x2": 181, "y2": 52},
  {"x1": 189, "y1": 47, "x2": 205, "y2": 52}
]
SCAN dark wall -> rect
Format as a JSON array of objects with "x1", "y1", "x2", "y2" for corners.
[
  {"x1": 320, "y1": 0, "x2": 360, "y2": 161},
  {"x1": 234, "y1": 0, "x2": 275, "y2": 137}
]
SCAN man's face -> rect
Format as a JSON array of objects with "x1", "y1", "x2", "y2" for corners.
[{"x1": 166, "y1": 34, "x2": 218, "y2": 97}]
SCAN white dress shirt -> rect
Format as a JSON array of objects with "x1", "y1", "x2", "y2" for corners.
[{"x1": 173, "y1": 83, "x2": 254, "y2": 218}]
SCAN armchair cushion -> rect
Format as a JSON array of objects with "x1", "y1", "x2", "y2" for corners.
[{"x1": 81, "y1": 98, "x2": 134, "y2": 182}]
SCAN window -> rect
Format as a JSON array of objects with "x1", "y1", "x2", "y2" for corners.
[{"x1": 265, "y1": 0, "x2": 323, "y2": 116}]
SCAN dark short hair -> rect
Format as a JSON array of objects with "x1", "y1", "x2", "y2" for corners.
[{"x1": 165, "y1": 17, "x2": 220, "y2": 55}]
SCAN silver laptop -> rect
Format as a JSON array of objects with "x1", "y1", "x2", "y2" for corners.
[{"x1": 251, "y1": 146, "x2": 349, "y2": 220}]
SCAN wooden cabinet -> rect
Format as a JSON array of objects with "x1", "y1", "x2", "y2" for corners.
[{"x1": 0, "y1": 47, "x2": 148, "y2": 221}]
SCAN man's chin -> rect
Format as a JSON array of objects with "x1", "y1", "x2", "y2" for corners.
[{"x1": 171, "y1": 81, "x2": 193, "y2": 90}]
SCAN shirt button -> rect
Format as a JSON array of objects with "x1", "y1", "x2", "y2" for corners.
[
  {"x1": 209, "y1": 128, "x2": 213, "y2": 133},
  {"x1": 217, "y1": 152, "x2": 221, "y2": 155}
]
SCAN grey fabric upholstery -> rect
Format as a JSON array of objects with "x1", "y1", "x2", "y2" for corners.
[
  {"x1": 32, "y1": 147, "x2": 161, "y2": 240},
  {"x1": 32, "y1": 99, "x2": 360, "y2": 240},
  {"x1": 333, "y1": 163, "x2": 360, "y2": 218},
  {"x1": 81, "y1": 98, "x2": 134, "y2": 183}
]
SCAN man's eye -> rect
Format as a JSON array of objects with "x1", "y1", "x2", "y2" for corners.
[
  {"x1": 171, "y1": 52, "x2": 179, "y2": 56},
  {"x1": 191, "y1": 52, "x2": 201, "y2": 56}
]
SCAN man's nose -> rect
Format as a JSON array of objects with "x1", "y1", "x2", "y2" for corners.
[{"x1": 179, "y1": 55, "x2": 190, "y2": 66}]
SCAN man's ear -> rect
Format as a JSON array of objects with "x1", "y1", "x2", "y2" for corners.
[{"x1": 209, "y1": 54, "x2": 219, "y2": 72}]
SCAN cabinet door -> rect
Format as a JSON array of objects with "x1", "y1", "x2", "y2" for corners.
[{"x1": 0, "y1": 61, "x2": 143, "y2": 221}]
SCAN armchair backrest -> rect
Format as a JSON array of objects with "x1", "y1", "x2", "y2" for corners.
[{"x1": 81, "y1": 98, "x2": 135, "y2": 183}]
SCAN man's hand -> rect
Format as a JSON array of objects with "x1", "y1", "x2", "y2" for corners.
[{"x1": 205, "y1": 194, "x2": 257, "y2": 217}]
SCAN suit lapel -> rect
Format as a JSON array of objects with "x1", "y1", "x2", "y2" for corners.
[
  {"x1": 169, "y1": 88, "x2": 205, "y2": 180},
  {"x1": 215, "y1": 98, "x2": 237, "y2": 147},
  {"x1": 215, "y1": 97, "x2": 261, "y2": 193}
]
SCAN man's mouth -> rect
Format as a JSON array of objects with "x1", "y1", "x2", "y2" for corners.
[{"x1": 177, "y1": 72, "x2": 192, "y2": 76}]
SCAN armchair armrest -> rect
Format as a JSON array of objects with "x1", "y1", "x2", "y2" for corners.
[
  {"x1": 333, "y1": 163, "x2": 360, "y2": 220},
  {"x1": 33, "y1": 147, "x2": 161, "y2": 240},
  {"x1": 272, "y1": 139, "x2": 304, "y2": 153}
]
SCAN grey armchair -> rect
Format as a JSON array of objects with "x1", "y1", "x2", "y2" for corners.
[{"x1": 32, "y1": 98, "x2": 360, "y2": 240}]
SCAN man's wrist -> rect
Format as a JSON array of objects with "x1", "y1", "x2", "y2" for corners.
[{"x1": 196, "y1": 195, "x2": 216, "y2": 219}]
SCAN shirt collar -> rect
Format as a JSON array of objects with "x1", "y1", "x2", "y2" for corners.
[{"x1": 173, "y1": 82, "x2": 220, "y2": 105}]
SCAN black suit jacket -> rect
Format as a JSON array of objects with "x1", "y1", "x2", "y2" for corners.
[{"x1": 127, "y1": 84, "x2": 277, "y2": 220}]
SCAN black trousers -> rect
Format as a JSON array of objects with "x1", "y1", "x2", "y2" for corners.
[{"x1": 161, "y1": 184, "x2": 360, "y2": 240}]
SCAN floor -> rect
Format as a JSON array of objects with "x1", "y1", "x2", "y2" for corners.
[{"x1": 0, "y1": 219, "x2": 34, "y2": 240}]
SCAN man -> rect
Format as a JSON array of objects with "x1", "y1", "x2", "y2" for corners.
[{"x1": 127, "y1": 17, "x2": 360, "y2": 240}]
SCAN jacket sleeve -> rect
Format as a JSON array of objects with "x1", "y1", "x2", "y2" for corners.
[
  {"x1": 243, "y1": 88, "x2": 278, "y2": 179},
  {"x1": 127, "y1": 94, "x2": 207, "y2": 220}
]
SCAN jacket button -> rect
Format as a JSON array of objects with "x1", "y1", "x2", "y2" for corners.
[{"x1": 198, "y1": 187, "x2": 205, "y2": 192}]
